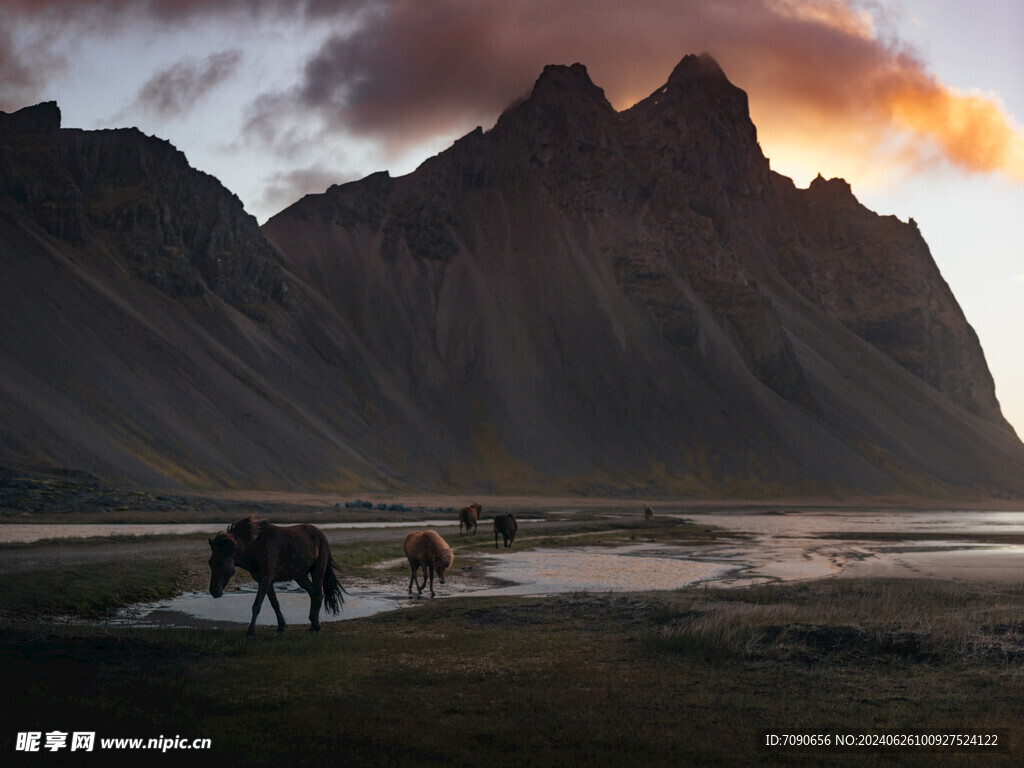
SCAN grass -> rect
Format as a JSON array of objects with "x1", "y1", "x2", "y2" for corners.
[
  {"x1": 5, "y1": 513, "x2": 1024, "y2": 764},
  {"x1": 4, "y1": 580, "x2": 1024, "y2": 766},
  {"x1": 0, "y1": 555, "x2": 198, "y2": 618},
  {"x1": 641, "y1": 579, "x2": 1024, "y2": 664}
]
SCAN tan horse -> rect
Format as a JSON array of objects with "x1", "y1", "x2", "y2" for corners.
[
  {"x1": 459, "y1": 503, "x2": 482, "y2": 535},
  {"x1": 208, "y1": 514, "x2": 344, "y2": 636},
  {"x1": 403, "y1": 530, "x2": 454, "y2": 597},
  {"x1": 644, "y1": 505, "x2": 654, "y2": 520}
]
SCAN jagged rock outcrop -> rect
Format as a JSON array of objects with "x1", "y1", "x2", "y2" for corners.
[
  {"x1": 0, "y1": 103, "x2": 287, "y2": 318},
  {"x1": 2, "y1": 54, "x2": 1022, "y2": 496}
]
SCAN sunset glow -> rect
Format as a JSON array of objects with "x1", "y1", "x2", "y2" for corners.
[{"x1": 886, "y1": 81, "x2": 1024, "y2": 180}]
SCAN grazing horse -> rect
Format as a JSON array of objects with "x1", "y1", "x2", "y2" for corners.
[
  {"x1": 459, "y1": 503, "x2": 482, "y2": 535},
  {"x1": 493, "y1": 513, "x2": 518, "y2": 549},
  {"x1": 644, "y1": 505, "x2": 654, "y2": 520},
  {"x1": 208, "y1": 515, "x2": 344, "y2": 636},
  {"x1": 403, "y1": 530, "x2": 453, "y2": 597}
]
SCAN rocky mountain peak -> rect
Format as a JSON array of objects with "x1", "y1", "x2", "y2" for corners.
[
  {"x1": 650, "y1": 52, "x2": 751, "y2": 116},
  {"x1": 0, "y1": 101, "x2": 61, "y2": 133},
  {"x1": 529, "y1": 62, "x2": 612, "y2": 110},
  {"x1": 808, "y1": 173, "x2": 855, "y2": 197},
  {"x1": 621, "y1": 52, "x2": 770, "y2": 204},
  {"x1": 666, "y1": 52, "x2": 729, "y2": 84}
]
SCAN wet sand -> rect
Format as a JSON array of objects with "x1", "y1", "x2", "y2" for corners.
[{"x1": 681, "y1": 510, "x2": 1024, "y2": 584}]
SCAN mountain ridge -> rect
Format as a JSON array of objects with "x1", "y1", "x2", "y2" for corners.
[{"x1": 2, "y1": 55, "x2": 1022, "y2": 497}]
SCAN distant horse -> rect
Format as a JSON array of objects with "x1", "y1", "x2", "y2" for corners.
[
  {"x1": 459, "y1": 503, "x2": 482, "y2": 535},
  {"x1": 644, "y1": 505, "x2": 653, "y2": 521},
  {"x1": 403, "y1": 530, "x2": 454, "y2": 597},
  {"x1": 494, "y1": 513, "x2": 518, "y2": 549},
  {"x1": 208, "y1": 515, "x2": 344, "y2": 636}
]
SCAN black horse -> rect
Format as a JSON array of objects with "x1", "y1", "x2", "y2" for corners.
[
  {"x1": 208, "y1": 515, "x2": 344, "y2": 635},
  {"x1": 493, "y1": 513, "x2": 518, "y2": 549}
]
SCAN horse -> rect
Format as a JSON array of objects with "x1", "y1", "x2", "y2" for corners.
[
  {"x1": 644, "y1": 505, "x2": 654, "y2": 520},
  {"x1": 208, "y1": 514, "x2": 344, "y2": 636},
  {"x1": 459, "y1": 503, "x2": 482, "y2": 535},
  {"x1": 403, "y1": 530, "x2": 453, "y2": 597},
  {"x1": 493, "y1": 513, "x2": 518, "y2": 549}
]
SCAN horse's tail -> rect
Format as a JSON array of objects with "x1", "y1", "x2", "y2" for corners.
[{"x1": 323, "y1": 555, "x2": 346, "y2": 615}]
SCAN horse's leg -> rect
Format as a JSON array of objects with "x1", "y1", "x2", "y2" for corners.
[
  {"x1": 296, "y1": 572, "x2": 322, "y2": 632},
  {"x1": 266, "y1": 582, "x2": 286, "y2": 632},
  {"x1": 248, "y1": 580, "x2": 269, "y2": 636},
  {"x1": 427, "y1": 562, "x2": 435, "y2": 597},
  {"x1": 409, "y1": 562, "x2": 425, "y2": 595}
]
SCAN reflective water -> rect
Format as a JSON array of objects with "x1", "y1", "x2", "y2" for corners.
[
  {"x1": 469, "y1": 545, "x2": 729, "y2": 596},
  {"x1": 115, "y1": 545, "x2": 729, "y2": 628},
  {"x1": 31, "y1": 508, "x2": 1024, "y2": 628},
  {"x1": 112, "y1": 582, "x2": 418, "y2": 629},
  {"x1": 677, "y1": 510, "x2": 1024, "y2": 585}
]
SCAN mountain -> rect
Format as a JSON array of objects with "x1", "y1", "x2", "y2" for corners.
[
  {"x1": 0, "y1": 102, "x2": 388, "y2": 489},
  {"x1": 3, "y1": 55, "x2": 1023, "y2": 497}
]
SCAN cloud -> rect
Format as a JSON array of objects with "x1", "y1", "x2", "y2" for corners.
[
  {"x1": 4, "y1": 0, "x2": 1023, "y2": 187},
  {"x1": 0, "y1": 0, "x2": 372, "y2": 115},
  {"x1": 884, "y1": 80, "x2": 1024, "y2": 180},
  {"x1": 257, "y1": 164, "x2": 355, "y2": 215},
  {"x1": 0, "y1": 23, "x2": 68, "y2": 112},
  {"x1": 0, "y1": 1, "x2": 366, "y2": 22},
  {"x1": 121, "y1": 49, "x2": 243, "y2": 120},
  {"x1": 240, "y1": 0, "x2": 1024, "y2": 184}
]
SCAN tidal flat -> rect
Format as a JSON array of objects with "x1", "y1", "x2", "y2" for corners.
[{"x1": 3, "y1": 494, "x2": 1024, "y2": 765}]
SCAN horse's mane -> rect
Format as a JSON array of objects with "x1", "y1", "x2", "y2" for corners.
[
  {"x1": 437, "y1": 545, "x2": 454, "y2": 569},
  {"x1": 227, "y1": 514, "x2": 270, "y2": 545}
]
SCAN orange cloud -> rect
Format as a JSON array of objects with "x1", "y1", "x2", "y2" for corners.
[
  {"x1": 263, "y1": 0, "x2": 1024, "y2": 188},
  {"x1": 885, "y1": 78, "x2": 1024, "y2": 180},
  {"x1": 3, "y1": 0, "x2": 1022, "y2": 189}
]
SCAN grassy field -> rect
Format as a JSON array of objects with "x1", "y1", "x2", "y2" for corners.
[
  {"x1": 3, "y1": 511, "x2": 1024, "y2": 765},
  {"x1": 4, "y1": 580, "x2": 1024, "y2": 766}
]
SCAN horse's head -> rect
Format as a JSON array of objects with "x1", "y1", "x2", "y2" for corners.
[
  {"x1": 435, "y1": 547, "x2": 454, "y2": 584},
  {"x1": 208, "y1": 532, "x2": 238, "y2": 598}
]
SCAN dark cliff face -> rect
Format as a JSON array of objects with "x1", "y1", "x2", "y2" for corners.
[
  {"x1": 0, "y1": 103, "x2": 287, "y2": 318},
  {"x1": 2, "y1": 55, "x2": 1023, "y2": 496},
  {"x1": 0, "y1": 103, "x2": 379, "y2": 489},
  {"x1": 774, "y1": 174, "x2": 1005, "y2": 425},
  {"x1": 264, "y1": 54, "x2": 1023, "y2": 496}
]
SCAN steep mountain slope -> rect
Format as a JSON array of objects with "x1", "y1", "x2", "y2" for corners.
[
  {"x1": 0, "y1": 103, "x2": 392, "y2": 489},
  {"x1": 263, "y1": 54, "x2": 1024, "y2": 496},
  {"x1": 2, "y1": 55, "x2": 1023, "y2": 496}
]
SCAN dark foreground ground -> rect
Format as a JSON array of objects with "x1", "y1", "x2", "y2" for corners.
[
  {"x1": 3, "y1": 470, "x2": 1024, "y2": 766},
  {"x1": 4, "y1": 580, "x2": 1024, "y2": 767}
]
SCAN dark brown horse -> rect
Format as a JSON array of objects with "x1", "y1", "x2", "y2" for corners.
[
  {"x1": 208, "y1": 515, "x2": 344, "y2": 636},
  {"x1": 403, "y1": 530, "x2": 453, "y2": 597},
  {"x1": 493, "y1": 513, "x2": 518, "y2": 549},
  {"x1": 644, "y1": 505, "x2": 654, "y2": 521},
  {"x1": 459, "y1": 503, "x2": 482, "y2": 535}
]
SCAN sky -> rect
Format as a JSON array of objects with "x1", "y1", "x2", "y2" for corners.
[{"x1": 2, "y1": 0, "x2": 1022, "y2": 436}]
